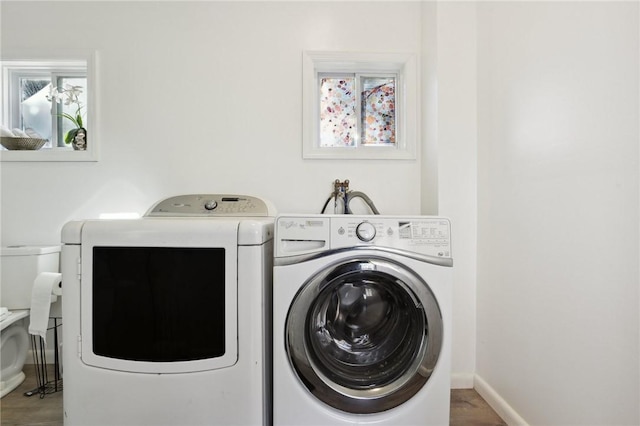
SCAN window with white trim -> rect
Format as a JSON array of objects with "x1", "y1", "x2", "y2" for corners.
[
  {"x1": 1, "y1": 52, "x2": 97, "y2": 162},
  {"x1": 303, "y1": 51, "x2": 417, "y2": 160}
]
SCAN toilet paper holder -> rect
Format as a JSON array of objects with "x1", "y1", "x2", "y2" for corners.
[
  {"x1": 25, "y1": 272, "x2": 63, "y2": 398},
  {"x1": 25, "y1": 317, "x2": 62, "y2": 398}
]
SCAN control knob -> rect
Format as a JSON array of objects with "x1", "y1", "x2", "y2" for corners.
[{"x1": 356, "y1": 222, "x2": 376, "y2": 242}]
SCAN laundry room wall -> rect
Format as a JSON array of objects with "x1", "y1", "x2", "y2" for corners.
[
  {"x1": 0, "y1": 0, "x2": 423, "y2": 245},
  {"x1": 476, "y1": 2, "x2": 639, "y2": 425},
  {"x1": 2, "y1": 0, "x2": 479, "y2": 392}
]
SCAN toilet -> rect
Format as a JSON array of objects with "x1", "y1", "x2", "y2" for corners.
[{"x1": 0, "y1": 245, "x2": 60, "y2": 398}]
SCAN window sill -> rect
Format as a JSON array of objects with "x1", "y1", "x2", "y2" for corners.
[
  {"x1": 303, "y1": 145, "x2": 416, "y2": 160},
  {"x1": 1, "y1": 147, "x2": 97, "y2": 162}
]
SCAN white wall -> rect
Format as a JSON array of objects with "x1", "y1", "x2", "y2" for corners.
[
  {"x1": 0, "y1": 1, "x2": 423, "y2": 246},
  {"x1": 476, "y1": 2, "x2": 639, "y2": 425}
]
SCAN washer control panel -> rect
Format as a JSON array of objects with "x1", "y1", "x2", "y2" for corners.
[
  {"x1": 146, "y1": 194, "x2": 276, "y2": 217},
  {"x1": 275, "y1": 215, "x2": 452, "y2": 259}
]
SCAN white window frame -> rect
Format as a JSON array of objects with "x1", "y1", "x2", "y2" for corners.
[
  {"x1": 303, "y1": 51, "x2": 417, "y2": 160},
  {"x1": 1, "y1": 50, "x2": 98, "y2": 162}
]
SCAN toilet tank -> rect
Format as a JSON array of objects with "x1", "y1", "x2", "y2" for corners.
[{"x1": 1, "y1": 246, "x2": 61, "y2": 309}]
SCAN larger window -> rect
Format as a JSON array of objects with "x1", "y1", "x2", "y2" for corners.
[
  {"x1": 6, "y1": 66, "x2": 87, "y2": 149},
  {"x1": 303, "y1": 51, "x2": 417, "y2": 160},
  {"x1": 1, "y1": 51, "x2": 97, "y2": 162}
]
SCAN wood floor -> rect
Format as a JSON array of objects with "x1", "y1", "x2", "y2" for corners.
[{"x1": 1, "y1": 366, "x2": 506, "y2": 426}]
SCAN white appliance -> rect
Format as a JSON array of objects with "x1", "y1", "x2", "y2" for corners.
[
  {"x1": 273, "y1": 214, "x2": 452, "y2": 425},
  {"x1": 61, "y1": 194, "x2": 275, "y2": 425}
]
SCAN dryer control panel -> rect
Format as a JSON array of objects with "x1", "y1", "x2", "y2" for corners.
[
  {"x1": 146, "y1": 194, "x2": 277, "y2": 217},
  {"x1": 275, "y1": 214, "x2": 451, "y2": 260}
]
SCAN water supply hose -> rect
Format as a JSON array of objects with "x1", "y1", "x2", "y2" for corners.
[
  {"x1": 346, "y1": 191, "x2": 380, "y2": 215},
  {"x1": 320, "y1": 180, "x2": 380, "y2": 215}
]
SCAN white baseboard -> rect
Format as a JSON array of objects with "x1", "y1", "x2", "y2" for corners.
[{"x1": 474, "y1": 374, "x2": 529, "y2": 426}]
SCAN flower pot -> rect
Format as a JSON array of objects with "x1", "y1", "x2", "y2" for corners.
[{"x1": 69, "y1": 128, "x2": 87, "y2": 151}]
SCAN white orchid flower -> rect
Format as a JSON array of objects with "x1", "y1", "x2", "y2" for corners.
[
  {"x1": 56, "y1": 85, "x2": 81, "y2": 105},
  {"x1": 65, "y1": 84, "x2": 83, "y2": 96},
  {"x1": 46, "y1": 85, "x2": 62, "y2": 103}
]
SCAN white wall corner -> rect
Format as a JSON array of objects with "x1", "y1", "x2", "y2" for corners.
[
  {"x1": 450, "y1": 372, "x2": 474, "y2": 389},
  {"x1": 435, "y1": 0, "x2": 478, "y2": 387},
  {"x1": 474, "y1": 375, "x2": 529, "y2": 426}
]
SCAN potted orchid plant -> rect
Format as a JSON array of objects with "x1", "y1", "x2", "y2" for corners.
[{"x1": 46, "y1": 84, "x2": 87, "y2": 150}]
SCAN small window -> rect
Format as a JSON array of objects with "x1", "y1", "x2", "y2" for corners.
[
  {"x1": 319, "y1": 74, "x2": 397, "y2": 148},
  {"x1": 1, "y1": 51, "x2": 97, "y2": 162},
  {"x1": 303, "y1": 51, "x2": 417, "y2": 160}
]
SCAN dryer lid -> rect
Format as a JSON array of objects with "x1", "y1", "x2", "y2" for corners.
[{"x1": 145, "y1": 194, "x2": 276, "y2": 217}]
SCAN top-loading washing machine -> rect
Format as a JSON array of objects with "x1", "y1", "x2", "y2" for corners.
[
  {"x1": 61, "y1": 194, "x2": 275, "y2": 425},
  {"x1": 273, "y1": 214, "x2": 452, "y2": 425}
]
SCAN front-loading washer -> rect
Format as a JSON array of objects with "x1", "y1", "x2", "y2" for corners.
[
  {"x1": 273, "y1": 214, "x2": 452, "y2": 425},
  {"x1": 61, "y1": 194, "x2": 275, "y2": 425}
]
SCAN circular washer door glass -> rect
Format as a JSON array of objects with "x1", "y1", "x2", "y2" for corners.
[{"x1": 286, "y1": 257, "x2": 443, "y2": 414}]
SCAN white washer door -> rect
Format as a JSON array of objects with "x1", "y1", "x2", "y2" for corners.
[
  {"x1": 286, "y1": 255, "x2": 443, "y2": 414},
  {"x1": 80, "y1": 218, "x2": 239, "y2": 374}
]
